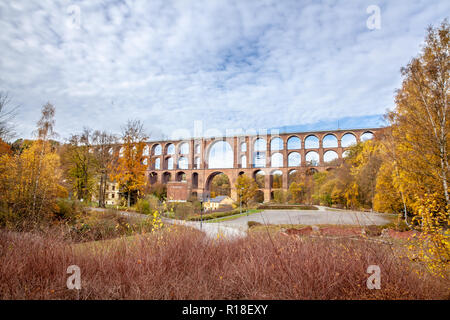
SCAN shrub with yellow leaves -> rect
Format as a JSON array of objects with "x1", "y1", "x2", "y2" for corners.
[{"x1": 408, "y1": 193, "x2": 449, "y2": 278}]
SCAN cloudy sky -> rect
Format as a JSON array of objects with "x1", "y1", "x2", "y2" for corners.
[{"x1": 0, "y1": 0, "x2": 448, "y2": 141}]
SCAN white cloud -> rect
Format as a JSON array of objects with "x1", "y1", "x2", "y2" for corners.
[{"x1": 0, "y1": 0, "x2": 448, "y2": 140}]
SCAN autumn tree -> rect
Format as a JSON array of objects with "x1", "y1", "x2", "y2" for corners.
[
  {"x1": 210, "y1": 173, "x2": 231, "y2": 197},
  {"x1": 348, "y1": 140, "x2": 383, "y2": 209},
  {"x1": 288, "y1": 181, "x2": 305, "y2": 204},
  {"x1": 92, "y1": 130, "x2": 117, "y2": 207},
  {"x1": 312, "y1": 171, "x2": 334, "y2": 206},
  {"x1": 385, "y1": 21, "x2": 449, "y2": 275},
  {"x1": 145, "y1": 182, "x2": 167, "y2": 201},
  {"x1": 0, "y1": 92, "x2": 17, "y2": 156},
  {"x1": 235, "y1": 174, "x2": 258, "y2": 208},
  {"x1": 271, "y1": 173, "x2": 282, "y2": 189},
  {"x1": 287, "y1": 170, "x2": 309, "y2": 204},
  {"x1": 60, "y1": 128, "x2": 98, "y2": 202},
  {"x1": 389, "y1": 21, "x2": 449, "y2": 207},
  {"x1": 286, "y1": 169, "x2": 318, "y2": 205},
  {"x1": 373, "y1": 160, "x2": 405, "y2": 214},
  {"x1": 31, "y1": 103, "x2": 60, "y2": 216},
  {"x1": 10, "y1": 139, "x2": 34, "y2": 155},
  {"x1": 110, "y1": 120, "x2": 149, "y2": 207},
  {"x1": 306, "y1": 142, "x2": 378, "y2": 209},
  {"x1": 0, "y1": 92, "x2": 17, "y2": 142},
  {"x1": 374, "y1": 127, "x2": 412, "y2": 217},
  {"x1": 0, "y1": 103, "x2": 64, "y2": 228}
]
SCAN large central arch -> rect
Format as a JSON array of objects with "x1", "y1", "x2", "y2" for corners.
[
  {"x1": 205, "y1": 171, "x2": 231, "y2": 198},
  {"x1": 207, "y1": 140, "x2": 234, "y2": 169}
]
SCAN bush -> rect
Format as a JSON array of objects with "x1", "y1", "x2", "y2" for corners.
[
  {"x1": 146, "y1": 183, "x2": 167, "y2": 200},
  {"x1": 169, "y1": 202, "x2": 198, "y2": 220},
  {"x1": 68, "y1": 209, "x2": 159, "y2": 242},
  {"x1": 395, "y1": 219, "x2": 410, "y2": 232},
  {"x1": 135, "y1": 199, "x2": 151, "y2": 215},
  {"x1": 191, "y1": 200, "x2": 202, "y2": 212},
  {"x1": 54, "y1": 199, "x2": 85, "y2": 222},
  {"x1": 0, "y1": 208, "x2": 15, "y2": 228},
  {"x1": 272, "y1": 190, "x2": 288, "y2": 204},
  {"x1": 363, "y1": 225, "x2": 383, "y2": 236},
  {"x1": 135, "y1": 195, "x2": 161, "y2": 215},
  {"x1": 247, "y1": 221, "x2": 262, "y2": 228},
  {"x1": 383, "y1": 219, "x2": 411, "y2": 232}
]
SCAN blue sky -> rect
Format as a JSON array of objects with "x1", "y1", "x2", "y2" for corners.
[{"x1": 0, "y1": 0, "x2": 448, "y2": 141}]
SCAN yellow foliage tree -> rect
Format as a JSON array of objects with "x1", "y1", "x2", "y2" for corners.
[
  {"x1": 410, "y1": 194, "x2": 449, "y2": 278},
  {"x1": 0, "y1": 103, "x2": 64, "y2": 228},
  {"x1": 388, "y1": 21, "x2": 449, "y2": 207},
  {"x1": 0, "y1": 140, "x2": 63, "y2": 227},
  {"x1": 385, "y1": 21, "x2": 450, "y2": 275},
  {"x1": 288, "y1": 181, "x2": 305, "y2": 204},
  {"x1": 235, "y1": 174, "x2": 258, "y2": 208},
  {"x1": 373, "y1": 161, "x2": 404, "y2": 213}
]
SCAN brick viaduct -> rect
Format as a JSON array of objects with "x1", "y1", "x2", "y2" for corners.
[{"x1": 141, "y1": 128, "x2": 381, "y2": 202}]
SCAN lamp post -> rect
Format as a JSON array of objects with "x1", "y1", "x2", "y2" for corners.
[{"x1": 240, "y1": 187, "x2": 245, "y2": 216}]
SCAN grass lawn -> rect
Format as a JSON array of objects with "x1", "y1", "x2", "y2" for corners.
[{"x1": 204, "y1": 209, "x2": 261, "y2": 223}]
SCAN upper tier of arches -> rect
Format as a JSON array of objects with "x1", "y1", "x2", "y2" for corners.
[{"x1": 116, "y1": 129, "x2": 378, "y2": 170}]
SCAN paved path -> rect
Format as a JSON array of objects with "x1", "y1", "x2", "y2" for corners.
[
  {"x1": 89, "y1": 207, "x2": 246, "y2": 240},
  {"x1": 164, "y1": 218, "x2": 247, "y2": 240},
  {"x1": 217, "y1": 206, "x2": 392, "y2": 230},
  {"x1": 90, "y1": 206, "x2": 392, "y2": 240}
]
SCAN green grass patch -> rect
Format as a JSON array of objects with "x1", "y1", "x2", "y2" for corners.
[
  {"x1": 204, "y1": 209, "x2": 261, "y2": 223},
  {"x1": 188, "y1": 208, "x2": 251, "y2": 221},
  {"x1": 257, "y1": 204, "x2": 319, "y2": 210}
]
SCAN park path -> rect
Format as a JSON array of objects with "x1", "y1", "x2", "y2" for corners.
[
  {"x1": 163, "y1": 218, "x2": 247, "y2": 240},
  {"x1": 90, "y1": 206, "x2": 393, "y2": 240},
  {"x1": 89, "y1": 207, "x2": 246, "y2": 240},
  {"x1": 216, "y1": 206, "x2": 392, "y2": 229}
]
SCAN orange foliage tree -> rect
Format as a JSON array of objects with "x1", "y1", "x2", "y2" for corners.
[{"x1": 110, "y1": 120, "x2": 149, "y2": 207}]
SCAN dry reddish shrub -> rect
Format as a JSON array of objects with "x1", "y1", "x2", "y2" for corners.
[{"x1": 0, "y1": 227, "x2": 447, "y2": 300}]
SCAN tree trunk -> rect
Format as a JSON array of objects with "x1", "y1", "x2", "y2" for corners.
[
  {"x1": 32, "y1": 141, "x2": 46, "y2": 218},
  {"x1": 440, "y1": 155, "x2": 449, "y2": 205},
  {"x1": 99, "y1": 174, "x2": 103, "y2": 207}
]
